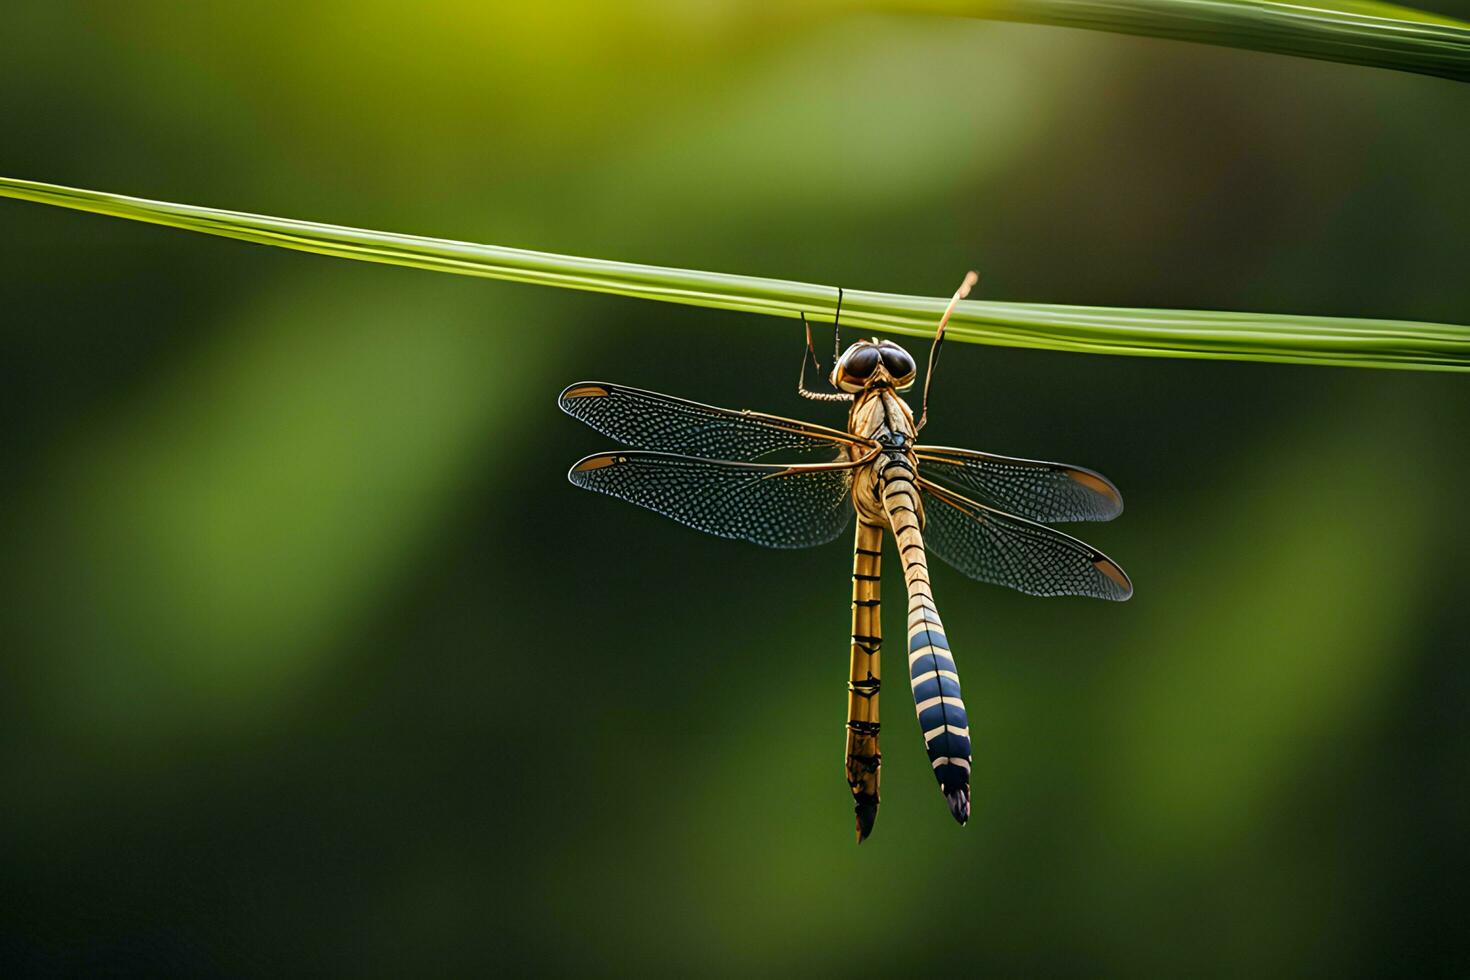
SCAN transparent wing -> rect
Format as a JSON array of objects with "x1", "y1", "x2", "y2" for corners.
[
  {"x1": 916, "y1": 445, "x2": 1123, "y2": 523},
  {"x1": 568, "y1": 451, "x2": 861, "y2": 549},
  {"x1": 919, "y1": 479, "x2": 1132, "y2": 600},
  {"x1": 559, "y1": 382, "x2": 866, "y2": 461}
]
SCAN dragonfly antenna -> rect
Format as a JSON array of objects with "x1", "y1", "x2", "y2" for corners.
[
  {"x1": 917, "y1": 270, "x2": 978, "y2": 432},
  {"x1": 832, "y1": 286, "x2": 844, "y2": 375}
]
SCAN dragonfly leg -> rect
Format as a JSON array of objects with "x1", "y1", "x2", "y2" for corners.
[
  {"x1": 846, "y1": 520, "x2": 884, "y2": 842},
  {"x1": 799, "y1": 312, "x2": 853, "y2": 403}
]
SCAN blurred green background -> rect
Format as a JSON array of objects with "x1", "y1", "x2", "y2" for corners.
[{"x1": 3, "y1": 1, "x2": 1469, "y2": 975}]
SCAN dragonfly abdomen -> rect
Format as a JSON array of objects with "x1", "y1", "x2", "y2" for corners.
[
  {"x1": 880, "y1": 459, "x2": 973, "y2": 826},
  {"x1": 846, "y1": 520, "x2": 885, "y2": 843}
]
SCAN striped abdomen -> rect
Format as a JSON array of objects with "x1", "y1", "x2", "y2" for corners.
[
  {"x1": 845, "y1": 520, "x2": 884, "y2": 843},
  {"x1": 880, "y1": 453, "x2": 972, "y2": 824}
]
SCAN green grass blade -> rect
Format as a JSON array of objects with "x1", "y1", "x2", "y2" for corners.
[
  {"x1": 911, "y1": 0, "x2": 1470, "y2": 81},
  {"x1": 3, "y1": 176, "x2": 1468, "y2": 372}
]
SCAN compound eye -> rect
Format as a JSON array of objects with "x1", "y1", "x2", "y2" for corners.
[
  {"x1": 880, "y1": 346, "x2": 916, "y2": 379},
  {"x1": 844, "y1": 346, "x2": 881, "y2": 379}
]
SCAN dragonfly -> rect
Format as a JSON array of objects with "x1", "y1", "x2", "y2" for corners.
[{"x1": 559, "y1": 272, "x2": 1131, "y2": 842}]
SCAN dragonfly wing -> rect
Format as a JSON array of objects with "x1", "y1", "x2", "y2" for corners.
[
  {"x1": 915, "y1": 446, "x2": 1123, "y2": 523},
  {"x1": 918, "y1": 479, "x2": 1132, "y2": 600},
  {"x1": 569, "y1": 451, "x2": 862, "y2": 549},
  {"x1": 560, "y1": 382, "x2": 867, "y2": 460}
]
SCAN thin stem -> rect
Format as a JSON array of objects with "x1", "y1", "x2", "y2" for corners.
[
  {"x1": 900, "y1": 0, "x2": 1470, "y2": 83},
  {"x1": 2, "y1": 176, "x2": 1468, "y2": 372}
]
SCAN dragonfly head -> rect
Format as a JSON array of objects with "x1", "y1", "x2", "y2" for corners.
[{"x1": 831, "y1": 339, "x2": 917, "y2": 393}]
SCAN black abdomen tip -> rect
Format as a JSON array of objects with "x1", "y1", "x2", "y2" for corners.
[
  {"x1": 855, "y1": 801, "x2": 878, "y2": 843},
  {"x1": 945, "y1": 787, "x2": 970, "y2": 826}
]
